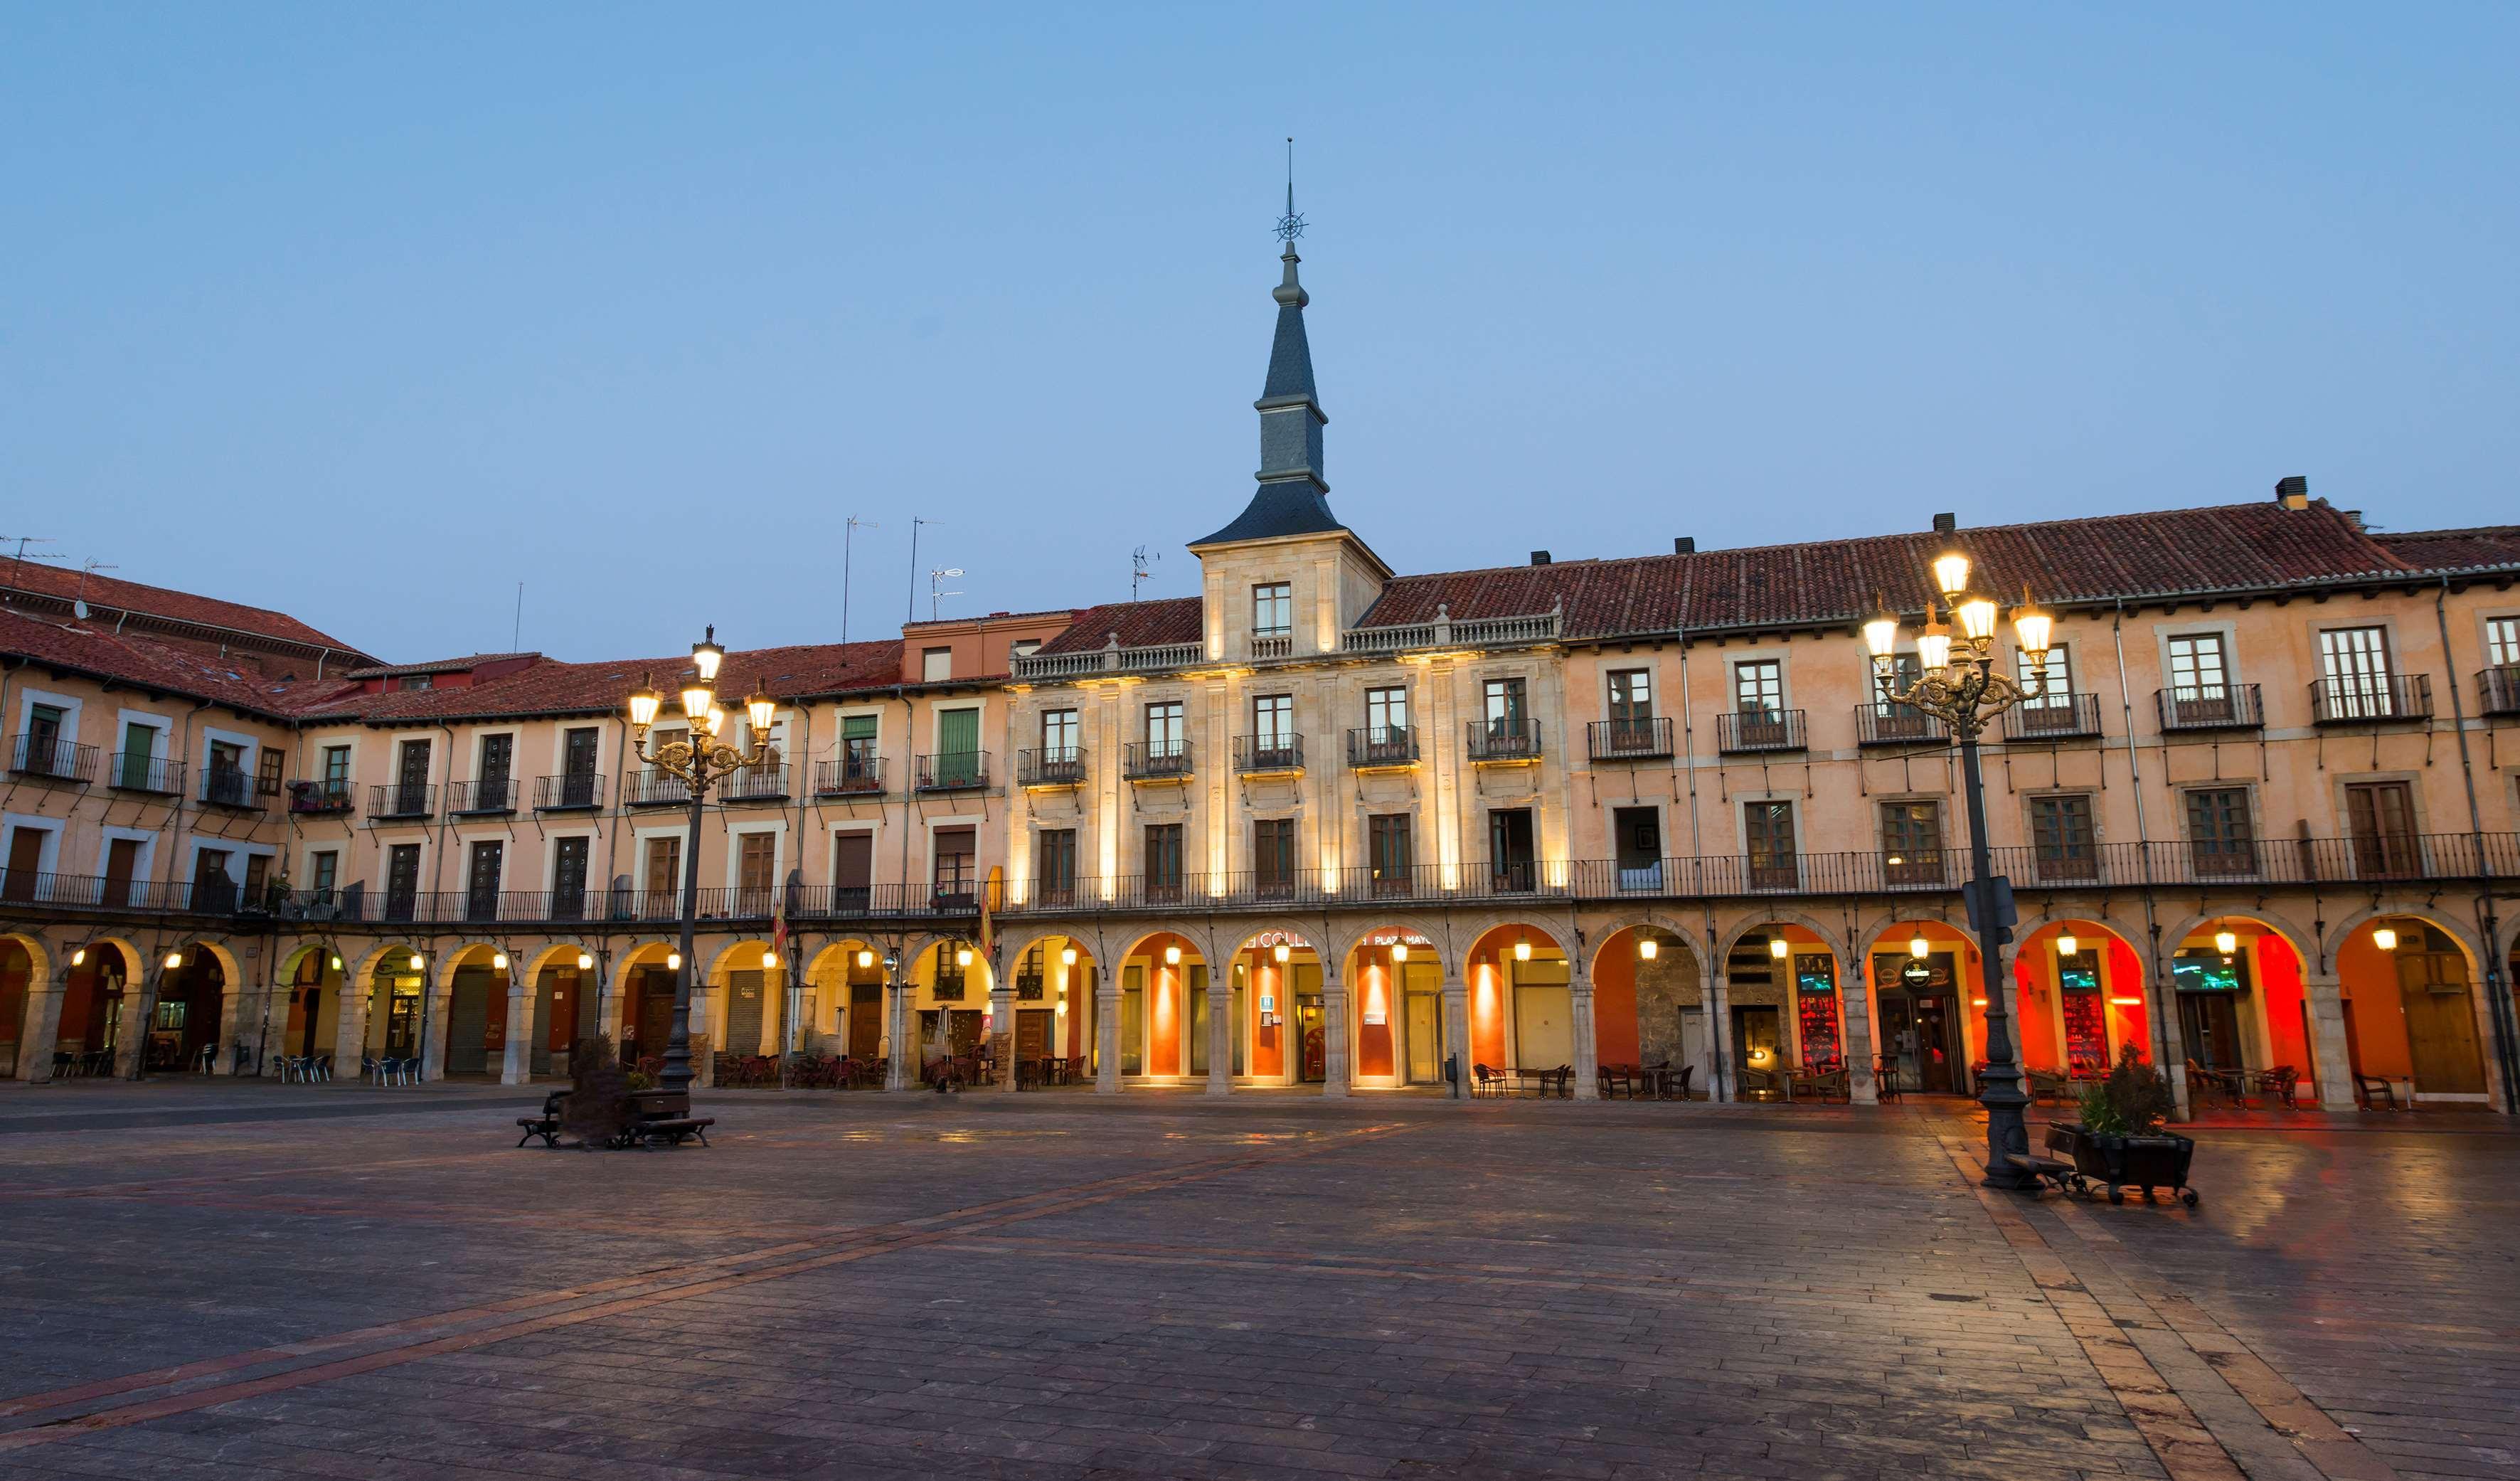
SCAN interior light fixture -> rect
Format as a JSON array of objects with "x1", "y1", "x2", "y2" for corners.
[
  {"x1": 1390, "y1": 942, "x2": 1409, "y2": 962},
  {"x1": 1638, "y1": 936, "x2": 1659, "y2": 961},
  {"x1": 1909, "y1": 934, "x2": 1929, "y2": 958},
  {"x1": 1060, "y1": 945, "x2": 1078, "y2": 967},
  {"x1": 1768, "y1": 937, "x2": 1790, "y2": 960},
  {"x1": 1273, "y1": 943, "x2": 1291, "y2": 964},
  {"x1": 2056, "y1": 933, "x2": 2078, "y2": 957},
  {"x1": 1514, "y1": 939, "x2": 1533, "y2": 962},
  {"x1": 2371, "y1": 925, "x2": 2399, "y2": 952},
  {"x1": 2213, "y1": 929, "x2": 2238, "y2": 956},
  {"x1": 2109, "y1": 996, "x2": 2144, "y2": 1007},
  {"x1": 1164, "y1": 945, "x2": 1181, "y2": 965},
  {"x1": 1971, "y1": 996, "x2": 1989, "y2": 1007}
]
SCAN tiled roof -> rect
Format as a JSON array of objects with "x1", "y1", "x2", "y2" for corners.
[
  {"x1": 0, "y1": 558, "x2": 373, "y2": 658},
  {"x1": 2371, "y1": 526, "x2": 2520, "y2": 573},
  {"x1": 301, "y1": 640, "x2": 905, "y2": 726},
  {"x1": 340, "y1": 652, "x2": 537, "y2": 679},
  {"x1": 901, "y1": 609, "x2": 1078, "y2": 632},
  {"x1": 0, "y1": 607, "x2": 327, "y2": 720},
  {"x1": 1356, "y1": 501, "x2": 2491, "y2": 640},
  {"x1": 1033, "y1": 598, "x2": 1205, "y2": 656}
]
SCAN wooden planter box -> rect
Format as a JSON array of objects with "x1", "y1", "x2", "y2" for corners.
[{"x1": 2047, "y1": 1123, "x2": 2199, "y2": 1206}]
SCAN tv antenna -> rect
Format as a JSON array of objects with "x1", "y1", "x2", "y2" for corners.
[
  {"x1": 1131, "y1": 544, "x2": 1159, "y2": 601},
  {"x1": 72, "y1": 560, "x2": 117, "y2": 620},
  {"x1": 906, "y1": 517, "x2": 932, "y2": 623},
  {"x1": 928, "y1": 567, "x2": 965, "y2": 622},
  {"x1": 2, "y1": 537, "x2": 60, "y2": 566},
  {"x1": 841, "y1": 516, "x2": 876, "y2": 644}
]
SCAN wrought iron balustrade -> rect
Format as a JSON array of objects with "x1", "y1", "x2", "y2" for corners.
[
  {"x1": 1588, "y1": 716, "x2": 1673, "y2": 761},
  {"x1": 1233, "y1": 734, "x2": 1304, "y2": 774},
  {"x1": 1016, "y1": 747, "x2": 1088, "y2": 787},
  {"x1": 1716, "y1": 708, "x2": 1805, "y2": 755},
  {"x1": 813, "y1": 753, "x2": 885, "y2": 796},
  {"x1": 368, "y1": 782, "x2": 435, "y2": 819},
  {"x1": 1346, "y1": 727, "x2": 1419, "y2": 768},
  {"x1": 1854, "y1": 701, "x2": 1947, "y2": 747},
  {"x1": 9, "y1": 736, "x2": 97, "y2": 782},
  {"x1": 1123, "y1": 742, "x2": 1193, "y2": 780},
  {"x1": 447, "y1": 777, "x2": 517, "y2": 814},
  {"x1": 2001, "y1": 693, "x2": 2102, "y2": 742},
  {"x1": 1466, "y1": 718, "x2": 1541, "y2": 763},
  {"x1": 2310, "y1": 674, "x2": 2432, "y2": 725},
  {"x1": 2156, "y1": 684, "x2": 2263, "y2": 733},
  {"x1": 533, "y1": 773, "x2": 605, "y2": 810}
]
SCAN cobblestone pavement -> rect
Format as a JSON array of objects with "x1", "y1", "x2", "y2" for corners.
[{"x1": 0, "y1": 1081, "x2": 2510, "y2": 1481}]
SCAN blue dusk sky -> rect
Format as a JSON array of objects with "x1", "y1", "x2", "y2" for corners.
[{"x1": 6, "y1": 5, "x2": 2515, "y2": 662}]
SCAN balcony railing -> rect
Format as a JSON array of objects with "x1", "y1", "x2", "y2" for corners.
[
  {"x1": 975, "y1": 832, "x2": 2520, "y2": 915},
  {"x1": 2479, "y1": 666, "x2": 2520, "y2": 718},
  {"x1": 1017, "y1": 747, "x2": 1088, "y2": 787},
  {"x1": 1233, "y1": 734, "x2": 1304, "y2": 775},
  {"x1": 721, "y1": 765, "x2": 791, "y2": 804},
  {"x1": 2310, "y1": 674, "x2": 2433, "y2": 725},
  {"x1": 1588, "y1": 716, "x2": 1673, "y2": 761},
  {"x1": 1341, "y1": 608, "x2": 1563, "y2": 654},
  {"x1": 2002, "y1": 694, "x2": 2102, "y2": 742},
  {"x1": 1124, "y1": 742, "x2": 1193, "y2": 781},
  {"x1": 1716, "y1": 708, "x2": 1805, "y2": 755},
  {"x1": 1346, "y1": 727, "x2": 1419, "y2": 768},
  {"x1": 1250, "y1": 632, "x2": 1292, "y2": 660},
  {"x1": 368, "y1": 782, "x2": 435, "y2": 819},
  {"x1": 108, "y1": 753, "x2": 184, "y2": 795},
  {"x1": 287, "y1": 778, "x2": 355, "y2": 815},
  {"x1": 9, "y1": 736, "x2": 97, "y2": 783},
  {"x1": 1467, "y1": 718, "x2": 1542, "y2": 763},
  {"x1": 447, "y1": 777, "x2": 518, "y2": 814},
  {"x1": 623, "y1": 770, "x2": 688, "y2": 807},
  {"x1": 915, "y1": 750, "x2": 990, "y2": 792},
  {"x1": 2156, "y1": 684, "x2": 2263, "y2": 733},
  {"x1": 198, "y1": 768, "x2": 263, "y2": 811},
  {"x1": 1012, "y1": 641, "x2": 1204, "y2": 680},
  {"x1": 534, "y1": 773, "x2": 605, "y2": 811},
  {"x1": 1854, "y1": 701, "x2": 1947, "y2": 748},
  {"x1": 814, "y1": 753, "x2": 885, "y2": 797}
]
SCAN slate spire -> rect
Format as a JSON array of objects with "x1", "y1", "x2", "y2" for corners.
[{"x1": 1191, "y1": 184, "x2": 1347, "y2": 548}]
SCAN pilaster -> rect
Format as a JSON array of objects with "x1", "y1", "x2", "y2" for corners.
[
  {"x1": 990, "y1": 981, "x2": 1016, "y2": 1089},
  {"x1": 213, "y1": 978, "x2": 246, "y2": 1075},
  {"x1": 1205, "y1": 973, "x2": 1233, "y2": 1096},
  {"x1": 885, "y1": 979, "x2": 910, "y2": 1090},
  {"x1": 1319, "y1": 966, "x2": 1350, "y2": 1098},
  {"x1": 2304, "y1": 974, "x2": 2356, "y2": 1111},
  {"x1": 1440, "y1": 975, "x2": 1470, "y2": 1098},
  {"x1": 18, "y1": 972, "x2": 66, "y2": 1082},
  {"x1": 1709, "y1": 969, "x2": 1735, "y2": 1102},
  {"x1": 1839, "y1": 963, "x2": 1878, "y2": 1105},
  {"x1": 1095, "y1": 978, "x2": 1122, "y2": 1093},
  {"x1": 500, "y1": 975, "x2": 533, "y2": 1085},
  {"x1": 1569, "y1": 967, "x2": 1600, "y2": 1100},
  {"x1": 334, "y1": 972, "x2": 371, "y2": 1073}
]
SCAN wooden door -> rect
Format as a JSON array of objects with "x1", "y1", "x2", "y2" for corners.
[
  {"x1": 395, "y1": 740, "x2": 431, "y2": 812},
  {"x1": 1, "y1": 827, "x2": 43, "y2": 902},
  {"x1": 738, "y1": 834, "x2": 775, "y2": 913},
  {"x1": 847, "y1": 982, "x2": 883, "y2": 1059},
  {"x1": 2398, "y1": 943, "x2": 2485, "y2": 1094},
  {"x1": 1016, "y1": 1009, "x2": 1051, "y2": 1061},
  {"x1": 1745, "y1": 801, "x2": 1798, "y2": 888},
  {"x1": 2345, "y1": 782, "x2": 2418, "y2": 878},
  {"x1": 384, "y1": 844, "x2": 420, "y2": 920},
  {"x1": 552, "y1": 837, "x2": 590, "y2": 919},
  {"x1": 466, "y1": 841, "x2": 503, "y2": 921},
  {"x1": 104, "y1": 837, "x2": 141, "y2": 908}
]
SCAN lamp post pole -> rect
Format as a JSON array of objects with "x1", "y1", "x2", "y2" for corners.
[
  {"x1": 1866, "y1": 554, "x2": 2053, "y2": 1191},
  {"x1": 621, "y1": 626, "x2": 779, "y2": 1100}
]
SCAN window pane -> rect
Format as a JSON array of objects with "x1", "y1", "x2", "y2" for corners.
[{"x1": 1733, "y1": 661, "x2": 1782, "y2": 713}]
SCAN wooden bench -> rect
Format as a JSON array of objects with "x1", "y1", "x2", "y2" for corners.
[
  {"x1": 516, "y1": 1090, "x2": 568, "y2": 1148},
  {"x1": 622, "y1": 1088, "x2": 713, "y2": 1147}
]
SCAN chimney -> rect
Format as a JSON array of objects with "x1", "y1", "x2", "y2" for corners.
[
  {"x1": 1674, "y1": 537, "x2": 1696, "y2": 554},
  {"x1": 1931, "y1": 512, "x2": 1957, "y2": 535},
  {"x1": 1530, "y1": 550, "x2": 1551, "y2": 566},
  {"x1": 2274, "y1": 475, "x2": 2309, "y2": 511}
]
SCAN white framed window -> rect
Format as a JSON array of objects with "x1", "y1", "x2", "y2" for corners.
[{"x1": 1253, "y1": 583, "x2": 1292, "y2": 639}]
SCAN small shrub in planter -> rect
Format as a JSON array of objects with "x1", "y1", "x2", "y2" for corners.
[
  {"x1": 563, "y1": 1036, "x2": 632, "y2": 1148},
  {"x1": 2059, "y1": 1046, "x2": 2197, "y2": 1206}
]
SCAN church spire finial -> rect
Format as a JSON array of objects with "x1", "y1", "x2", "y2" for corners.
[{"x1": 1275, "y1": 136, "x2": 1305, "y2": 245}]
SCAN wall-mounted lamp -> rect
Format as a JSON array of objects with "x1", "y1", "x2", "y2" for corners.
[
  {"x1": 1768, "y1": 937, "x2": 1789, "y2": 960},
  {"x1": 164, "y1": 950, "x2": 184, "y2": 970},
  {"x1": 578, "y1": 951, "x2": 596, "y2": 971},
  {"x1": 2371, "y1": 925, "x2": 2399, "y2": 952},
  {"x1": 1273, "y1": 943, "x2": 1290, "y2": 964},
  {"x1": 492, "y1": 951, "x2": 509, "y2": 971},
  {"x1": 2056, "y1": 933, "x2": 2078, "y2": 957},
  {"x1": 760, "y1": 948, "x2": 779, "y2": 970},
  {"x1": 1637, "y1": 936, "x2": 1658, "y2": 961},
  {"x1": 857, "y1": 948, "x2": 876, "y2": 970},
  {"x1": 409, "y1": 952, "x2": 427, "y2": 972},
  {"x1": 329, "y1": 952, "x2": 344, "y2": 972},
  {"x1": 1061, "y1": 945, "x2": 1078, "y2": 967},
  {"x1": 666, "y1": 951, "x2": 681, "y2": 972},
  {"x1": 2213, "y1": 929, "x2": 2238, "y2": 957},
  {"x1": 1390, "y1": 942, "x2": 1409, "y2": 962},
  {"x1": 1909, "y1": 934, "x2": 1929, "y2": 959},
  {"x1": 1514, "y1": 939, "x2": 1533, "y2": 962},
  {"x1": 957, "y1": 945, "x2": 975, "y2": 968}
]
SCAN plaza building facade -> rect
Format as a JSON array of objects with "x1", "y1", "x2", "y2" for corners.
[{"x1": 4, "y1": 236, "x2": 2519, "y2": 1118}]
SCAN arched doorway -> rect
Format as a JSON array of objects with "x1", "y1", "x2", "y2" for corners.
[
  {"x1": 1865, "y1": 921, "x2": 1971, "y2": 1095},
  {"x1": 1340, "y1": 928, "x2": 1442, "y2": 1089},
  {"x1": 1724, "y1": 923, "x2": 1843, "y2": 1100},
  {"x1": 1464, "y1": 924, "x2": 1573, "y2": 1083},
  {"x1": 276, "y1": 944, "x2": 344, "y2": 1068},
  {"x1": 150, "y1": 943, "x2": 227, "y2": 1072},
  {"x1": 0, "y1": 937, "x2": 36, "y2": 1078},
  {"x1": 2340, "y1": 916, "x2": 2490, "y2": 1106},
  {"x1": 908, "y1": 935, "x2": 992, "y2": 1083},
  {"x1": 1591, "y1": 925, "x2": 1706, "y2": 1097},
  {"x1": 2169, "y1": 915, "x2": 2312, "y2": 1103},
  {"x1": 1109, "y1": 931, "x2": 1203, "y2": 1083},
  {"x1": 804, "y1": 938, "x2": 893, "y2": 1069},
  {"x1": 1002, "y1": 935, "x2": 1090, "y2": 1082},
  {"x1": 53, "y1": 940, "x2": 131, "y2": 1077},
  {"x1": 440, "y1": 945, "x2": 511, "y2": 1078},
  {"x1": 2009, "y1": 920, "x2": 2149, "y2": 1082},
  {"x1": 521, "y1": 945, "x2": 600, "y2": 1081}
]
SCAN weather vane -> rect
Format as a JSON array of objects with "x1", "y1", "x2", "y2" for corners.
[{"x1": 1275, "y1": 135, "x2": 1305, "y2": 243}]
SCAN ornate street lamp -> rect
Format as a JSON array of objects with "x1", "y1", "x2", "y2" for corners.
[
  {"x1": 625, "y1": 626, "x2": 778, "y2": 1095},
  {"x1": 1864, "y1": 549, "x2": 2054, "y2": 1189}
]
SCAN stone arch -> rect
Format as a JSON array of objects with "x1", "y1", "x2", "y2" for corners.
[
  {"x1": 2322, "y1": 902, "x2": 2489, "y2": 975},
  {"x1": 1581, "y1": 911, "x2": 1710, "y2": 982},
  {"x1": 523, "y1": 941, "x2": 602, "y2": 980},
  {"x1": 0, "y1": 931, "x2": 55, "y2": 987},
  {"x1": 2159, "y1": 905, "x2": 2317, "y2": 966},
  {"x1": 1716, "y1": 909, "x2": 1851, "y2": 967},
  {"x1": 1322, "y1": 915, "x2": 1452, "y2": 977},
  {"x1": 1460, "y1": 915, "x2": 1576, "y2": 960},
  {"x1": 703, "y1": 936, "x2": 780, "y2": 982}
]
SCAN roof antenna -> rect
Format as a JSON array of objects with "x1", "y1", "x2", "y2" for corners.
[
  {"x1": 928, "y1": 566, "x2": 964, "y2": 622},
  {"x1": 2, "y1": 537, "x2": 60, "y2": 566},
  {"x1": 1131, "y1": 544, "x2": 1159, "y2": 602},
  {"x1": 512, "y1": 581, "x2": 524, "y2": 651},
  {"x1": 71, "y1": 558, "x2": 116, "y2": 621},
  {"x1": 906, "y1": 517, "x2": 930, "y2": 623},
  {"x1": 1275, "y1": 136, "x2": 1304, "y2": 243},
  {"x1": 842, "y1": 516, "x2": 876, "y2": 644}
]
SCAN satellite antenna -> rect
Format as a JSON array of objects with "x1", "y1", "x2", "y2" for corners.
[
  {"x1": 928, "y1": 567, "x2": 965, "y2": 621},
  {"x1": 1131, "y1": 544, "x2": 1159, "y2": 601},
  {"x1": 72, "y1": 559, "x2": 117, "y2": 621},
  {"x1": 841, "y1": 516, "x2": 876, "y2": 644}
]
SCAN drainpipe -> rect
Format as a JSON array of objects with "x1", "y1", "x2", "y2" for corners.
[
  {"x1": 2435, "y1": 578, "x2": 2519, "y2": 1113},
  {"x1": 2110, "y1": 601, "x2": 2178, "y2": 1105},
  {"x1": 1674, "y1": 625, "x2": 1725, "y2": 1100}
]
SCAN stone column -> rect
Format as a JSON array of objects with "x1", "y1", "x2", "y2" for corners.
[
  {"x1": 18, "y1": 964, "x2": 67, "y2": 1083},
  {"x1": 2148, "y1": 956, "x2": 2193, "y2": 1120},
  {"x1": 1569, "y1": 963, "x2": 1600, "y2": 1100},
  {"x1": 500, "y1": 972, "x2": 533, "y2": 1085},
  {"x1": 1440, "y1": 974, "x2": 1472, "y2": 1098},
  {"x1": 1094, "y1": 973, "x2": 1122, "y2": 1093},
  {"x1": 213, "y1": 975, "x2": 247, "y2": 1075},
  {"x1": 1709, "y1": 970, "x2": 1735, "y2": 1102},
  {"x1": 335, "y1": 969, "x2": 372, "y2": 1077},
  {"x1": 113, "y1": 980, "x2": 149, "y2": 1079},
  {"x1": 1319, "y1": 966, "x2": 1350, "y2": 1098},
  {"x1": 420, "y1": 975, "x2": 452, "y2": 1082},
  {"x1": 990, "y1": 978, "x2": 1016, "y2": 1090},
  {"x1": 1839, "y1": 962, "x2": 1878, "y2": 1106},
  {"x1": 1205, "y1": 970, "x2": 1233, "y2": 1096},
  {"x1": 884, "y1": 975, "x2": 910, "y2": 1090},
  {"x1": 687, "y1": 974, "x2": 716, "y2": 1088},
  {"x1": 2304, "y1": 974, "x2": 2356, "y2": 1111}
]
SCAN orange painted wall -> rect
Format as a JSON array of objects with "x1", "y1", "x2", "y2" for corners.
[
  {"x1": 2107, "y1": 938, "x2": 2149, "y2": 1062},
  {"x1": 1149, "y1": 966, "x2": 1180, "y2": 1075},
  {"x1": 2014, "y1": 955, "x2": 2060, "y2": 1070},
  {"x1": 2256, "y1": 935, "x2": 2313, "y2": 1076},
  {"x1": 1592, "y1": 943, "x2": 1642, "y2": 1065},
  {"x1": 1251, "y1": 953, "x2": 1284, "y2": 1077},
  {"x1": 1470, "y1": 956, "x2": 1507, "y2": 1068},
  {"x1": 2336, "y1": 933, "x2": 2413, "y2": 1078},
  {"x1": 1357, "y1": 962, "x2": 1394, "y2": 1077}
]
